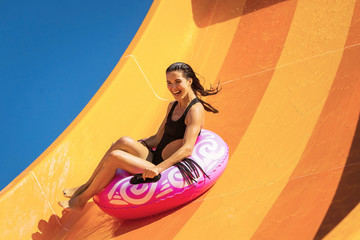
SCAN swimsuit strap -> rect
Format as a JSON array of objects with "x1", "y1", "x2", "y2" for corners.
[
  {"x1": 168, "y1": 98, "x2": 200, "y2": 121},
  {"x1": 182, "y1": 98, "x2": 200, "y2": 119},
  {"x1": 167, "y1": 101, "x2": 178, "y2": 120}
]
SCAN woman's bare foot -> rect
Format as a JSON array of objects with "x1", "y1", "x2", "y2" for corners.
[
  {"x1": 63, "y1": 184, "x2": 88, "y2": 198},
  {"x1": 62, "y1": 187, "x2": 80, "y2": 198},
  {"x1": 58, "y1": 201, "x2": 72, "y2": 211},
  {"x1": 58, "y1": 196, "x2": 86, "y2": 211}
]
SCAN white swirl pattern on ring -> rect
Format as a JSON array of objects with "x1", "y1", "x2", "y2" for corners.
[
  {"x1": 191, "y1": 131, "x2": 226, "y2": 172},
  {"x1": 120, "y1": 182, "x2": 158, "y2": 205}
]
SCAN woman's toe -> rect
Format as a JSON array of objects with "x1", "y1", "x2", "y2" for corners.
[{"x1": 58, "y1": 201, "x2": 71, "y2": 211}]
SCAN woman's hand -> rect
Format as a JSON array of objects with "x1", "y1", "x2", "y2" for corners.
[{"x1": 142, "y1": 167, "x2": 160, "y2": 180}]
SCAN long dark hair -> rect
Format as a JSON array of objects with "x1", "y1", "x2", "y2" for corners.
[{"x1": 166, "y1": 62, "x2": 221, "y2": 113}]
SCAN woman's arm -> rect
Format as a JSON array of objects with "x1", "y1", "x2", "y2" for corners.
[{"x1": 142, "y1": 104, "x2": 204, "y2": 178}]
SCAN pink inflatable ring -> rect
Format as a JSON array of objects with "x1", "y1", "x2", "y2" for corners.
[{"x1": 93, "y1": 129, "x2": 229, "y2": 219}]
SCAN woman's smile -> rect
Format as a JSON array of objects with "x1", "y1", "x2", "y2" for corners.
[{"x1": 173, "y1": 90, "x2": 182, "y2": 97}]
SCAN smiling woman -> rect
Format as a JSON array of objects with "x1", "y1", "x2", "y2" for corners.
[
  {"x1": 58, "y1": 62, "x2": 222, "y2": 211},
  {"x1": 166, "y1": 62, "x2": 220, "y2": 113}
]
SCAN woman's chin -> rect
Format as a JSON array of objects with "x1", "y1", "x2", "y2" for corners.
[{"x1": 172, "y1": 93, "x2": 182, "y2": 99}]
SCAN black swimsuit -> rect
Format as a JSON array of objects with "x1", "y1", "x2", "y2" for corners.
[
  {"x1": 152, "y1": 98, "x2": 200, "y2": 165},
  {"x1": 140, "y1": 97, "x2": 209, "y2": 185}
]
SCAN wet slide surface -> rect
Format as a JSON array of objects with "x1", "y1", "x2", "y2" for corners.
[{"x1": 1, "y1": 0, "x2": 360, "y2": 239}]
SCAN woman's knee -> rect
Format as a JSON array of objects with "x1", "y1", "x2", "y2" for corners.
[
  {"x1": 113, "y1": 136, "x2": 134, "y2": 150},
  {"x1": 105, "y1": 150, "x2": 125, "y2": 167}
]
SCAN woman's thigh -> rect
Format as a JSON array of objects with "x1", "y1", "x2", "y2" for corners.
[
  {"x1": 112, "y1": 136, "x2": 152, "y2": 162},
  {"x1": 161, "y1": 139, "x2": 183, "y2": 160},
  {"x1": 109, "y1": 150, "x2": 155, "y2": 174}
]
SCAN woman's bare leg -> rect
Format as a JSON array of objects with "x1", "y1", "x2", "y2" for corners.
[
  {"x1": 62, "y1": 143, "x2": 115, "y2": 198},
  {"x1": 59, "y1": 149, "x2": 155, "y2": 210},
  {"x1": 62, "y1": 136, "x2": 151, "y2": 199}
]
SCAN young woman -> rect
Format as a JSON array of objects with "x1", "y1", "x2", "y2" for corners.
[{"x1": 58, "y1": 62, "x2": 220, "y2": 210}]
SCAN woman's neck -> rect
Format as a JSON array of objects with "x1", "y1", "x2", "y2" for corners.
[{"x1": 177, "y1": 93, "x2": 197, "y2": 109}]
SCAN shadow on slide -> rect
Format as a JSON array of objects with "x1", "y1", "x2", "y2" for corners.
[
  {"x1": 31, "y1": 204, "x2": 181, "y2": 239},
  {"x1": 191, "y1": 0, "x2": 288, "y2": 28},
  {"x1": 314, "y1": 114, "x2": 360, "y2": 239},
  {"x1": 32, "y1": 191, "x2": 209, "y2": 239}
]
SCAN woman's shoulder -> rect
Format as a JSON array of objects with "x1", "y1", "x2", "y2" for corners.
[
  {"x1": 193, "y1": 99, "x2": 204, "y2": 110},
  {"x1": 168, "y1": 100, "x2": 177, "y2": 108},
  {"x1": 165, "y1": 101, "x2": 177, "y2": 114},
  {"x1": 187, "y1": 101, "x2": 204, "y2": 117},
  {"x1": 184, "y1": 101, "x2": 204, "y2": 126}
]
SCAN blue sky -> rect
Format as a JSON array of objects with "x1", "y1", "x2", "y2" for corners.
[{"x1": 0, "y1": 0, "x2": 153, "y2": 190}]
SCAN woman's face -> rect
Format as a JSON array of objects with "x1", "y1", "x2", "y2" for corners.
[{"x1": 166, "y1": 71, "x2": 192, "y2": 100}]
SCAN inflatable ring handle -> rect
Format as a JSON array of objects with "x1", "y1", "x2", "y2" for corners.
[{"x1": 130, "y1": 174, "x2": 161, "y2": 185}]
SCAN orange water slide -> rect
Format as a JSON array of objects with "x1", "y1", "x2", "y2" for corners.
[{"x1": 1, "y1": 0, "x2": 360, "y2": 239}]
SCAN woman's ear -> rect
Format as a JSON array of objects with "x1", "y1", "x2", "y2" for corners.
[{"x1": 188, "y1": 78, "x2": 193, "y2": 86}]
